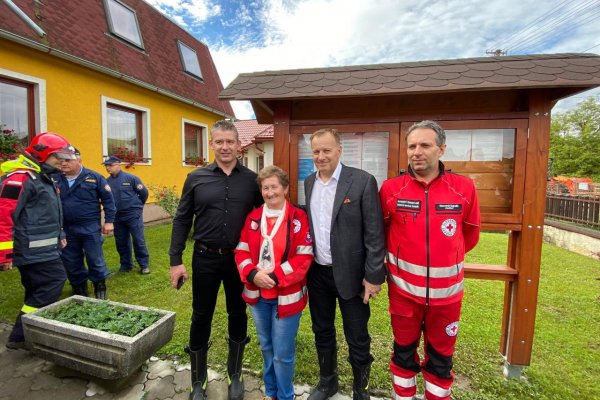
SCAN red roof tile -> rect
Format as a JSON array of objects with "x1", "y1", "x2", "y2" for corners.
[
  {"x1": 220, "y1": 54, "x2": 600, "y2": 101},
  {"x1": 1, "y1": 0, "x2": 233, "y2": 116},
  {"x1": 234, "y1": 120, "x2": 273, "y2": 149}
]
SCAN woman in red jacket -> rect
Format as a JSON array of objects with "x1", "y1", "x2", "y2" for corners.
[{"x1": 235, "y1": 165, "x2": 313, "y2": 400}]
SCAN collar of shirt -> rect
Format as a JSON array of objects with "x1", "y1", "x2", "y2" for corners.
[
  {"x1": 316, "y1": 161, "x2": 342, "y2": 185},
  {"x1": 207, "y1": 160, "x2": 241, "y2": 174},
  {"x1": 66, "y1": 165, "x2": 83, "y2": 188}
]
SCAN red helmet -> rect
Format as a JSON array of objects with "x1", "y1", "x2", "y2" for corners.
[{"x1": 24, "y1": 132, "x2": 77, "y2": 162}]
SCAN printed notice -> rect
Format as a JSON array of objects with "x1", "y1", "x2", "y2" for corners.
[
  {"x1": 443, "y1": 131, "x2": 472, "y2": 161},
  {"x1": 471, "y1": 130, "x2": 503, "y2": 161}
]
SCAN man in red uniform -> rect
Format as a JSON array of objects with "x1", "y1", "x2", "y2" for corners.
[{"x1": 379, "y1": 120, "x2": 480, "y2": 400}]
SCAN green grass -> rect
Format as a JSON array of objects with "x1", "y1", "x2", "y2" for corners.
[{"x1": 1, "y1": 227, "x2": 598, "y2": 399}]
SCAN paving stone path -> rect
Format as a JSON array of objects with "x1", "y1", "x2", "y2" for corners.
[{"x1": 0, "y1": 322, "x2": 360, "y2": 400}]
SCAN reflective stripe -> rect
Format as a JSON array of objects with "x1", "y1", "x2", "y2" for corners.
[
  {"x1": 236, "y1": 242, "x2": 249, "y2": 252},
  {"x1": 296, "y1": 245, "x2": 313, "y2": 255},
  {"x1": 29, "y1": 237, "x2": 58, "y2": 248},
  {"x1": 281, "y1": 261, "x2": 293, "y2": 275},
  {"x1": 393, "y1": 374, "x2": 417, "y2": 388},
  {"x1": 238, "y1": 258, "x2": 253, "y2": 271},
  {"x1": 21, "y1": 304, "x2": 38, "y2": 314},
  {"x1": 6, "y1": 180, "x2": 23, "y2": 186},
  {"x1": 393, "y1": 393, "x2": 416, "y2": 400},
  {"x1": 0, "y1": 241, "x2": 13, "y2": 250},
  {"x1": 243, "y1": 287, "x2": 259, "y2": 299},
  {"x1": 388, "y1": 252, "x2": 463, "y2": 278},
  {"x1": 425, "y1": 381, "x2": 451, "y2": 398},
  {"x1": 389, "y1": 273, "x2": 463, "y2": 299},
  {"x1": 279, "y1": 286, "x2": 307, "y2": 305}
]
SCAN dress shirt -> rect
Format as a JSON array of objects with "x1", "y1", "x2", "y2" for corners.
[
  {"x1": 169, "y1": 161, "x2": 263, "y2": 266},
  {"x1": 310, "y1": 162, "x2": 342, "y2": 265}
]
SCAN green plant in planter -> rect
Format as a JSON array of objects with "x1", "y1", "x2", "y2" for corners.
[{"x1": 39, "y1": 301, "x2": 161, "y2": 337}]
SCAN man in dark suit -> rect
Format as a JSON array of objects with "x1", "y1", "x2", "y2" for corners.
[{"x1": 304, "y1": 128, "x2": 386, "y2": 400}]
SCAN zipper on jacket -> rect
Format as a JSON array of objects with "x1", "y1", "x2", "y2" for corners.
[{"x1": 425, "y1": 188, "x2": 430, "y2": 306}]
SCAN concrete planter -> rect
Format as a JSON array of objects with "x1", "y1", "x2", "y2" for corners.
[{"x1": 21, "y1": 295, "x2": 176, "y2": 380}]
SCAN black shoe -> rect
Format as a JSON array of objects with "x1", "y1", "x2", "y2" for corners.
[
  {"x1": 140, "y1": 267, "x2": 150, "y2": 275},
  {"x1": 351, "y1": 360, "x2": 372, "y2": 400},
  {"x1": 93, "y1": 280, "x2": 107, "y2": 300},
  {"x1": 227, "y1": 337, "x2": 250, "y2": 400},
  {"x1": 72, "y1": 282, "x2": 89, "y2": 297},
  {"x1": 6, "y1": 341, "x2": 27, "y2": 350},
  {"x1": 187, "y1": 344, "x2": 210, "y2": 400},
  {"x1": 308, "y1": 350, "x2": 339, "y2": 400},
  {"x1": 119, "y1": 266, "x2": 132, "y2": 272}
]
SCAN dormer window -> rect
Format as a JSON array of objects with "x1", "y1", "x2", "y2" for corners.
[
  {"x1": 104, "y1": 0, "x2": 144, "y2": 48},
  {"x1": 177, "y1": 41, "x2": 203, "y2": 81}
]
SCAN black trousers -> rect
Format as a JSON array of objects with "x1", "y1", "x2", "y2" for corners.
[
  {"x1": 307, "y1": 262, "x2": 372, "y2": 367},
  {"x1": 189, "y1": 246, "x2": 247, "y2": 350},
  {"x1": 9, "y1": 258, "x2": 67, "y2": 342}
]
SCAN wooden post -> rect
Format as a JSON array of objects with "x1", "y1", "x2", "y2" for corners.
[
  {"x1": 502, "y1": 92, "x2": 551, "y2": 377},
  {"x1": 272, "y1": 101, "x2": 291, "y2": 172}
]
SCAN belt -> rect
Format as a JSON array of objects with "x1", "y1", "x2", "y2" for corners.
[
  {"x1": 314, "y1": 261, "x2": 333, "y2": 268},
  {"x1": 197, "y1": 243, "x2": 234, "y2": 255}
]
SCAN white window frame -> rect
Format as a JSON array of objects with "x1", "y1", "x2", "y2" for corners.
[
  {"x1": 101, "y1": 96, "x2": 151, "y2": 165},
  {"x1": 104, "y1": 0, "x2": 144, "y2": 49},
  {"x1": 177, "y1": 41, "x2": 204, "y2": 81},
  {"x1": 0, "y1": 68, "x2": 47, "y2": 134},
  {"x1": 181, "y1": 118, "x2": 208, "y2": 167}
]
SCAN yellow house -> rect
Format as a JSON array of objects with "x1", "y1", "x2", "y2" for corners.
[{"x1": 0, "y1": 0, "x2": 234, "y2": 218}]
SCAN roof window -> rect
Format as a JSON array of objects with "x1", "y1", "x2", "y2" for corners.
[
  {"x1": 104, "y1": 0, "x2": 144, "y2": 48},
  {"x1": 178, "y1": 41, "x2": 203, "y2": 81}
]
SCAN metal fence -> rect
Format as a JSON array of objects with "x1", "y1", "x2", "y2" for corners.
[{"x1": 545, "y1": 193, "x2": 600, "y2": 229}]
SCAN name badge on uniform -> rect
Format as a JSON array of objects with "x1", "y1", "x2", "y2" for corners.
[
  {"x1": 396, "y1": 199, "x2": 421, "y2": 211},
  {"x1": 435, "y1": 204, "x2": 462, "y2": 214}
]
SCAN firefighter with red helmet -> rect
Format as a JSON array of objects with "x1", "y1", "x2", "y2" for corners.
[
  {"x1": 379, "y1": 121, "x2": 480, "y2": 400},
  {"x1": 0, "y1": 132, "x2": 77, "y2": 349}
]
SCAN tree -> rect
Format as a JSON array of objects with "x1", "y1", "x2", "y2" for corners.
[{"x1": 550, "y1": 97, "x2": 600, "y2": 181}]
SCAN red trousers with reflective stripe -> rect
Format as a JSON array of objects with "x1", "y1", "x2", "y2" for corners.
[{"x1": 390, "y1": 296, "x2": 462, "y2": 400}]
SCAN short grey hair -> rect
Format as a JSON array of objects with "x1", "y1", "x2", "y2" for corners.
[
  {"x1": 257, "y1": 165, "x2": 290, "y2": 188},
  {"x1": 211, "y1": 119, "x2": 239, "y2": 141},
  {"x1": 406, "y1": 120, "x2": 446, "y2": 146}
]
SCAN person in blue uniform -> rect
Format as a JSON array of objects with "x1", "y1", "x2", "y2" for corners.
[
  {"x1": 103, "y1": 156, "x2": 150, "y2": 274},
  {"x1": 53, "y1": 149, "x2": 116, "y2": 299}
]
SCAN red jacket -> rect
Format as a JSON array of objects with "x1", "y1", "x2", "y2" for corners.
[
  {"x1": 379, "y1": 165, "x2": 480, "y2": 307},
  {"x1": 235, "y1": 202, "x2": 314, "y2": 318}
]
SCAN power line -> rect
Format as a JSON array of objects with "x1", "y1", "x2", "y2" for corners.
[
  {"x1": 488, "y1": 0, "x2": 571, "y2": 51},
  {"x1": 486, "y1": 0, "x2": 600, "y2": 56},
  {"x1": 509, "y1": 1, "x2": 600, "y2": 54}
]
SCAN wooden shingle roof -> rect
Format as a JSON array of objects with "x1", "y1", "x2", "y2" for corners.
[
  {"x1": 1, "y1": 0, "x2": 233, "y2": 117},
  {"x1": 220, "y1": 53, "x2": 600, "y2": 101}
]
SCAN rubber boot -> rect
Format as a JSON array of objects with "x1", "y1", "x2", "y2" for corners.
[
  {"x1": 351, "y1": 361, "x2": 372, "y2": 400},
  {"x1": 308, "y1": 350, "x2": 339, "y2": 400},
  {"x1": 186, "y1": 344, "x2": 209, "y2": 400},
  {"x1": 72, "y1": 282, "x2": 89, "y2": 297},
  {"x1": 93, "y1": 280, "x2": 106, "y2": 300},
  {"x1": 227, "y1": 336, "x2": 249, "y2": 400}
]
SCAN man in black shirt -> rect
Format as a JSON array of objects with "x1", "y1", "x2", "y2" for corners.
[{"x1": 169, "y1": 120, "x2": 262, "y2": 400}]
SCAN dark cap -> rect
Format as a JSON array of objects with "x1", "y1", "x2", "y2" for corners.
[{"x1": 102, "y1": 155, "x2": 121, "y2": 165}]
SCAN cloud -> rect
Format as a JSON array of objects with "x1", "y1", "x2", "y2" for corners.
[
  {"x1": 148, "y1": 0, "x2": 600, "y2": 119},
  {"x1": 146, "y1": 0, "x2": 221, "y2": 27}
]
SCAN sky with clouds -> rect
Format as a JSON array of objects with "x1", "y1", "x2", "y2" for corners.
[{"x1": 147, "y1": 0, "x2": 600, "y2": 119}]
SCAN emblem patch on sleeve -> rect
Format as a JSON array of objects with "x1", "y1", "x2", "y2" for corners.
[
  {"x1": 293, "y1": 218, "x2": 301, "y2": 233},
  {"x1": 446, "y1": 321, "x2": 459, "y2": 337},
  {"x1": 137, "y1": 184, "x2": 144, "y2": 190},
  {"x1": 441, "y1": 218, "x2": 457, "y2": 237}
]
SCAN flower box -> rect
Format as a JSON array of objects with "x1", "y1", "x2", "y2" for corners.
[{"x1": 21, "y1": 296, "x2": 176, "y2": 380}]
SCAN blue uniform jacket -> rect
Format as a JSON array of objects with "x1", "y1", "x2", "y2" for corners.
[
  {"x1": 53, "y1": 167, "x2": 116, "y2": 234},
  {"x1": 106, "y1": 171, "x2": 148, "y2": 218}
]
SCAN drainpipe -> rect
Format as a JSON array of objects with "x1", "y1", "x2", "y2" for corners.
[{"x1": 2, "y1": 0, "x2": 46, "y2": 37}]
